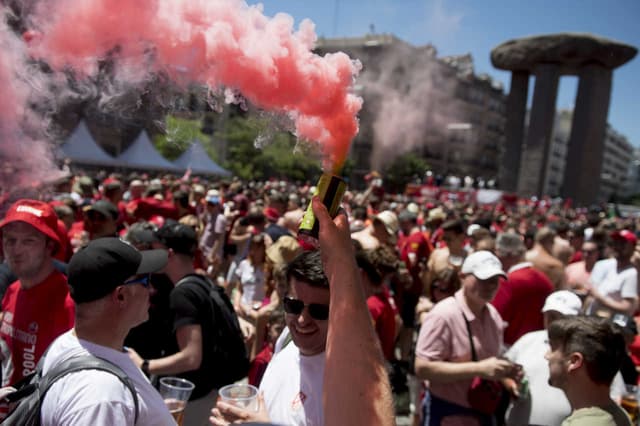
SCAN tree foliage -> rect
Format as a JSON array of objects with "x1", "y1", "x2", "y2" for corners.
[
  {"x1": 383, "y1": 152, "x2": 430, "y2": 193},
  {"x1": 153, "y1": 115, "x2": 217, "y2": 161},
  {"x1": 219, "y1": 115, "x2": 322, "y2": 182}
]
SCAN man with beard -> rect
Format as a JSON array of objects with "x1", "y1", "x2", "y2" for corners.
[{"x1": 545, "y1": 316, "x2": 630, "y2": 425}]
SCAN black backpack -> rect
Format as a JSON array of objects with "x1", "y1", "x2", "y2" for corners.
[
  {"x1": 177, "y1": 274, "x2": 249, "y2": 387},
  {"x1": 2, "y1": 355, "x2": 139, "y2": 425}
]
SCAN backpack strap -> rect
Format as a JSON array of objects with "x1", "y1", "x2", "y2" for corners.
[{"x1": 40, "y1": 355, "x2": 140, "y2": 425}]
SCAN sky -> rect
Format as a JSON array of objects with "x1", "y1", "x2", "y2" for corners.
[{"x1": 257, "y1": 0, "x2": 640, "y2": 147}]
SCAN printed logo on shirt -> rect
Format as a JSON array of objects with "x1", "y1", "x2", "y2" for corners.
[
  {"x1": 28, "y1": 322, "x2": 38, "y2": 334},
  {"x1": 22, "y1": 342, "x2": 37, "y2": 377},
  {"x1": 291, "y1": 391, "x2": 307, "y2": 410},
  {"x1": 0, "y1": 322, "x2": 36, "y2": 345}
]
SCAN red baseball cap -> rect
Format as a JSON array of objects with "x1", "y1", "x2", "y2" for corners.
[
  {"x1": 611, "y1": 230, "x2": 637, "y2": 245},
  {"x1": 0, "y1": 199, "x2": 61, "y2": 247}
]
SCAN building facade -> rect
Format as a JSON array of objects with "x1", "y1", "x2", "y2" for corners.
[
  {"x1": 540, "y1": 109, "x2": 634, "y2": 202},
  {"x1": 314, "y1": 34, "x2": 507, "y2": 187}
]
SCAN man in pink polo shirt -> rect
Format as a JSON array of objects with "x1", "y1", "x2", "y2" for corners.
[{"x1": 415, "y1": 250, "x2": 521, "y2": 426}]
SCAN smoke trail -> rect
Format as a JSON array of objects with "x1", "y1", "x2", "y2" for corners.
[
  {"x1": 0, "y1": 12, "x2": 63, "y2": 200},
  {"x1": 27, "y1": 0, "x2": 362, "y2": 173},
  {"x1": 355, "y1": 43, "x2": 458, "y2": 170}
]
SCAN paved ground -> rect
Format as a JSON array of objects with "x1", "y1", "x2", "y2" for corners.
[{"x1": 396, "y1": 414, "x2": 412, "y2": 425}]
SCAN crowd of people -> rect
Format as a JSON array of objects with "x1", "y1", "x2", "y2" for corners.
[{"x1": 0, "y1": 169, "x2": 639, "y2": 426}]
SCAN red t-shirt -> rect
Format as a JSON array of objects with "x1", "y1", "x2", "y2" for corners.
[
  {"x1": 248, "y1": 344, "x2": 273, "y2": 387},
  {"x1": 398, "y1": 230, "x2": 432, "y2": 295},
  {"x1": 54, "y1": 219, "x2": 73, "y2": 263},
  {"x1": 0, "y1": 270, "x2": 75, "y2": 386},
  {"x1": 127, "y1": 197, "x2": 178, "y2": 222},
  {"x1": 367, "y1": 287, "x2": 397, "y2": 361},
  {"x1": 491, "y1": 264, "x2": 553, "y2": 345}
]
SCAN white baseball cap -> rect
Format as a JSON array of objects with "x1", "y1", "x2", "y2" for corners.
[
  {"x1": 542, "y1": 290, "x2": 582, "y2": 316},
  {"x1": 461, "y1": 250, "x2": 507, "y2": 280},
  {"x1": 374, "y1": 211, "x2": 399, "y2": 237}
]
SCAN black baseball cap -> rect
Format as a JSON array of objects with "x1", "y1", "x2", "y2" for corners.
[
  {"x1": 68, "y1": 238, "x2": 168, "y2": 303},
  {"x1": 155, "y1": 220, "x2": 198, "y2": 256},
  {"x1": 83, "y1": 200, "x2": 119, "y2": 220}
]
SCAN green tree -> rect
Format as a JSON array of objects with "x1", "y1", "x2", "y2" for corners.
[
  {"x1": 153, "y1": 116, "x2": 213, "y2": 160},
  {"x1": 383, "y1": 152, "x2": 430, "y2": 193},
  {"x1": 219, "y1": 115, "x2": 322, "y2": 181}
]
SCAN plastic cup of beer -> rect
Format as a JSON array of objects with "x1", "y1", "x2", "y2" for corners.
[
  {"x1": 621, "y1": 384, "x2": 639, "y2": 423},
  {"x1": 218, "y1": 383, "x2": 259, "y2": 412},
  {"x1": 159, "y1": 377, "x2": 195, "y2": 426}
]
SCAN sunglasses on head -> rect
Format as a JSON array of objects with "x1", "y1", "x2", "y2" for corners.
[
  {"x1": 283, "y1": 296, "x2": 330, "y2": 320},
  {"x1": 123, "y1": 274, "x2": 151, "y2": 288}
]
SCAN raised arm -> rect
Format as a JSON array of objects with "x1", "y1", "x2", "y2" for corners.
[{"x1": 312, "y1": 197, "x2": 395, "y2": 426}]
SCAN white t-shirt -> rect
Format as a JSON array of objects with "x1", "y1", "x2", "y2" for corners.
[
  {"x1": 505, "y1": 329, "x2": 625, "y2": 426},
  {"x1": 259, "y1": 342, "x2": 325, "y2": 426},
  {"x1": 40, "y1": 330, "x2": 175, "y2": 426},
  {"x1": 587, "y1": 258, "x2": 638, "y2": 316},
  {"x1": 234, "y1": 259, "x2": 266, "y2": 306}
]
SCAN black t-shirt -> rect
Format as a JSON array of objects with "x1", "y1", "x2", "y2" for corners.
[
  {"x1": 125, "y1": 273, "x2": 174, "y2": 359},
  {"x1": 168, "y1": 274, "x2": 218, "y2": 399}
]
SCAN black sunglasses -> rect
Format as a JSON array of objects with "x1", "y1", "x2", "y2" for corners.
[
  {"x1": 283, "y1": 296, "x2": 330, "y2": 320},
  {"x1": 124, "y1": 274, "x2": 151, "y2": 288}
]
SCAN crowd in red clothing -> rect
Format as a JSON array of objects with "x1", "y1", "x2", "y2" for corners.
[{"x1": 2, "y1": 169, "x2": 640, "y2": 425}]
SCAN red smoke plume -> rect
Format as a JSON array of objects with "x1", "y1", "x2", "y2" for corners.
[
  {"x1": 0, "y1": 17, "x2": 63, "y2": 197},
  {"x1": 28, "y1": 0, "x2": 363, "y2": 173}
]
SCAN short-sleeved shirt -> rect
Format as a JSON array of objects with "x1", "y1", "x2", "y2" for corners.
[
  {"x1": 169, "y1": 274, "x2": 219, "y2": 399},
  {"x1": 260, "y1": 342, "x2": 325, "y2": 426},
  {"x1": 200, "y1": 212, "x2": 228, "y2": 259},
  {"x1": 234, "y1": 259, "x2": 266, "y2": 306},
  {"x1": 415, "y1": 289, "x2": 505, "y2": 408},
  {"x1": 398, "y1": 230, "x2": 432, "y2": 294},
  {"x1": 367, "y1": 287, "x2": 397, "y2": 361},
  {"x1": 41, "y1": 330, "x2": 175, "y2": 426},
  {"x1": 0, "y1": 270, "x2": 75, "y2": 386},
  {"x1": 492, "y1": 263, "x2": 553, "y2": 345},
  {"x1": 562, "y1": 404, "x2": 632, "y2": 426},
  {"x1": 587, "y1": 259, "x2": 638, "y2": 316}
]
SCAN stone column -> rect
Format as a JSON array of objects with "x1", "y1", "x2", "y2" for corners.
[
  {"x1": 500, "y1": 71, "x2": 529, "y2": 192},
  {"x1": 517, "y1": 63, "x2": 560, "y2": 197},
  {"x1": 562, "y1": 64, "x2": 613, "y2": 206}
]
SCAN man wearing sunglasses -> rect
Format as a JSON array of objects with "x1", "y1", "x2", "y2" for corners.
[
  {"x1": 211, "y1": 197, "x2": 395, "y2": 426},
  {"x1": 212, "y1": 250, "x2": 330, "y2": 426},
  {"x1": 38, "y1": 238, "x2": 175, "y2": 425},
  {"x1": 128, "y1": 221, "x2": 251, "y2": 426},
  {"x1": 258, "y1": 250, "x2": 331, "y2": 425}
]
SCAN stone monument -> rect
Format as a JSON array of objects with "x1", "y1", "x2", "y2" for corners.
[{"x1": 491, "y1": 33, "x2": 636, "y2": 205}]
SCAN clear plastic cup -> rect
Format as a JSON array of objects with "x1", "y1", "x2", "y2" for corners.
[
  {"x1": 218, "y1": 383, "x2": 259, "y2": 412},
  {"x1": 159, "y1": 377, "x2": 195, "y2": 426}
]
